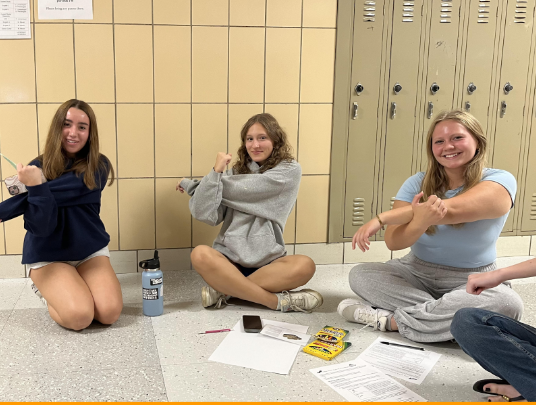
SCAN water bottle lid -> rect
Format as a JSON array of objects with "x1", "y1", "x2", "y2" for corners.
[{"x1": 139, "y1": 250, "x2": 160, "y2": 270}]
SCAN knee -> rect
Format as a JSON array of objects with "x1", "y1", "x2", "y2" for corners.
[
  {"x1": 191, "y1": 245, "x2": 215, "y2": 274},
  {"x1": 451, "y1": 308, "x2": 483, "y2": 342},
  {"x1": 292, "y1": 255, "x2": 316, "y2": 281},
  {"x1": 490, "y1": 289, "x2": 524, "y2": 320},
  {"x1": 96, "y1": 299, "x2": 123, "y2": 325},
  {"x1": 60, "y1": 304, "x2": 94, "y2": 331},
  {"x1": 348, "y1": 264, "x2": 369, "y2": 293}
]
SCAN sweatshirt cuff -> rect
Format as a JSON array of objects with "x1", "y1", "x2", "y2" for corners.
[
  {"x1": 207, "y1": 169, "x2": 223, "y2": 182},
  {"x1": 27, "y1": 182, "x2": 52, "y2": 198},
  {"x1": 179, "y1": 178, "x2": 192, "y2": 189}
]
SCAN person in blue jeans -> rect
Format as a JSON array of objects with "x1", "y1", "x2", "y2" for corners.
[{"x1": 451, "y1": 258, "x2": 536, "y2": 402}]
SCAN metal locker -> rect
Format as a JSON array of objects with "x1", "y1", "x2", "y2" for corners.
[
  {"x1": 490, "y1": 0, "x2": 536, "y2": 233},
  {"x1": 457, "y1": 0, "x2": 501, "y2": 134},
  {"x1": 377, "y1": 0, "x2": 427, "y2": 217},
  {"x1": 343, "y1": 0, "x2": 390, "y2": 237},
  {"x1": 418, "y1": 0, "x2": 463, "y2": 171}
]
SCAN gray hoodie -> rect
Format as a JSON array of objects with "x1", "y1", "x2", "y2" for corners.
[{"x1": 180, "y1": 160, "x2": 301, "y2": 268}]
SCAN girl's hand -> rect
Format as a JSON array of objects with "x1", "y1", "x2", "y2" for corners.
[
  {"x1": 352, "y1": 217, "x2": 382, "y2": 252},
  {"x1": 411, "y1": 193, "x2": 447, "y2": 228},
  {"x1": 176, "y1": 178, "x2": 186, "y2": 193},
  {"x1": 17, "y1": 163, "x2": 43, "y2": 187},
  {"x1": 466, "y1": 270, "x2": 504, "y2": 295},
  {"x1": 214, "y1": 152, "x2": 232, "y2": 173}
]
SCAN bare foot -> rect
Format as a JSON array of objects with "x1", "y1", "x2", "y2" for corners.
[{"x1": 484, "y1": 382, "x2": 526, "y2": 402}]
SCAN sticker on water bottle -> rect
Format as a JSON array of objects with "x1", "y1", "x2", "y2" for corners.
[
  {"x1": 150, "y1": 277, "x2": 162, "y2": 285},
  {"x1": 143, "y1": 288, "x2": 159, "y2": 300}
]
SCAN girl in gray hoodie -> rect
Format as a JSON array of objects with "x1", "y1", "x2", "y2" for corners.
[{"x1": 178, "y1": 113, "x2": 322, "y2": 313}]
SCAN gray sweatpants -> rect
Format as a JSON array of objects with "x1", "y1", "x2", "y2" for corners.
[{"x1": 349, "y1": 253, "x2": 524, "y2": 343}]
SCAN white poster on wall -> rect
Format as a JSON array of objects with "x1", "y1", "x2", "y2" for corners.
[
  {"x1": 38, "y1": 0, "x2": 93, "y2": 20},
  {"x1": 0, "y1": 0, "x2": 31, "y2": 39}
]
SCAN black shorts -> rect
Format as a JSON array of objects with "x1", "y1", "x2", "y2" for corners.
[{"x1": 226, "y1": 256, "x2": 260, "y2": 277}]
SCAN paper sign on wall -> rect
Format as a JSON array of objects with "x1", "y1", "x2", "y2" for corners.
[
  {"x1": 38, "y1": 0, "x2": 93, "y2": 20},
  {"x1": 0, "y1": 0, "x2": 31, "y2": 39}
]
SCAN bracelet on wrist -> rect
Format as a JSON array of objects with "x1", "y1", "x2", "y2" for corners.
[{"x1": 376, "y1": 214, "x2": 385, "y2": 230}]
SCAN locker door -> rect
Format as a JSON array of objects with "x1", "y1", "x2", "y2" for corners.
[
  {"x1": 419, "y1": 0, "x2": 463, "y2": 171},
  {"x1": 459, "y1": 0, "x2": 501, "y2": 134},
  {"x1": 491, "y1": 0, "x2": 536, "y2": 233},
  {"x1": 378, "y1": 0, "x2": 426, "y2": 215},
  {"x1": 343, "y1": 0, "x2": 389, "y2": 237}
]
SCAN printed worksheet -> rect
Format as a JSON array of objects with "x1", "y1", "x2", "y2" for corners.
[
  {"x1": 357, "y1": 337, "x2": 441, "y2": 384},
  {"x1": 310, "y1": 359, "x2": 426, "y2": 402},
  {"x1": 0, "y1": 0, "x2": 30, "y2": 39}
]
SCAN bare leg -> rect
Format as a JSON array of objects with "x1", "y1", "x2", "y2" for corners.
[
  {"x1": 191, "y1": 246, "x2": 316, "y2": 309},
  {"x1": 30, "y1": 263, "x2": 95, "y2": 330},
  {"x1": 77, "y1": 256, "x2": 123, "y2": 325}
]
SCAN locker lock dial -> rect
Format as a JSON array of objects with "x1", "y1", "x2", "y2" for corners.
[
  {"x1": 393, "y1": 83, "x2": 402, "y2": 94},
  {"x1": 467, "y1": 82, "x2": 477, "y2": 95},
  {"x1": 430, "y1": 83, "x2": 440, "y2": 95},
  {"x1": 355, "y1": 83, "x2": 364, "y2": 95},
  {"x1": 503, "y1": 82, "x2": 513, "y2": 95}
]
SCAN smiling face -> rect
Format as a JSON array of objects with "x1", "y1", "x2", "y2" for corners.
[
  {"x1": 245, "y1": 122, "x2": 274, "y2": 165},
  {"x1": 431, "y1": 119, "x2": 478, "y2": 173},
  {"x1": 61, "y1": 107, "x2": 90, "y2": 158}
]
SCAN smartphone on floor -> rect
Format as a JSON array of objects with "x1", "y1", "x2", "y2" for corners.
[{"x1": 243, "y1": 315, "x2": 263, "y2": 333}]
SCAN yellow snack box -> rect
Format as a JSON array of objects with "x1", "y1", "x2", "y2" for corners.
[
  {"x1": 302, "y1": 339, "x2": 352, "y2": 360},
  {"x1": 314, "y1": 326, "x2": 349, "y2": 343}
]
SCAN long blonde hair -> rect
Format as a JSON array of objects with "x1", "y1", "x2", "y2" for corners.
[
  {"x1": 232, "y1": 113, "x2": 294, "y2": 174},
  {"x1": 39, "y1": 99, "x2": 114, "y2": 190},
  {"x1": 421, "y1": 109, "x2": 487, "y2": 234}
]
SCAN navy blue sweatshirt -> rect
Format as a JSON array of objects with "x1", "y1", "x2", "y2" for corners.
[{"x1": 0, "y1": 156, "x2": 111, "y2": 264}]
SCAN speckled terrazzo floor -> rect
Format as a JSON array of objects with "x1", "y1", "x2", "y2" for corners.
[{"x1": 0, "y1": 256, "x2": 534, "y2": 401}]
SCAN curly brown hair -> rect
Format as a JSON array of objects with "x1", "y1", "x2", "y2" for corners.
[{"x1": 232, "y1": 113, "x2": 294, "y2": 174}]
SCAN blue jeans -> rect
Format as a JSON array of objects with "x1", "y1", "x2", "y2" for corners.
[{"x1": 451, "y1": 308, "x2": 536, "y2": 401}]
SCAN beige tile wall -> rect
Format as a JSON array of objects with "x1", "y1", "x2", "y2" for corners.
[{"x1": 0, "y1": 0, "x2": 337, "y2": 269}]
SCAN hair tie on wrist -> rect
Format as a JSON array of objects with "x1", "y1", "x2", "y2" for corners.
[{"x1": 376, "y1": 214, "x2": 385, "y2": 229}]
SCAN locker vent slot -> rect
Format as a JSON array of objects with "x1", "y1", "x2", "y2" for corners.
[
  {"x1": 402, "y1": 0, "x2": 414, "y2": 22},
  {"x1": 515, "y1": 3, "x2": 527, "y2": 23},
  {"x1": 531, "y1": 193, "x2": 536, "y2": 220},
  {"x1": 363, "y1": 1, "x2": 376, "y2": 22},
  {"x1": 477, "y1": 1, "x2": 490, "y2": 23},
  {"x1": 440, "y1": 1, "x2": 452, "y2": 23},
  {"x1": 352, "y1": 197, "x2": 365, "y2": 226}
]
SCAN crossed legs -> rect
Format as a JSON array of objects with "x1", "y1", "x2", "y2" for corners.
[
  {"x1": 30, "y1": 256, "x2": 123, "y2": 330},
  {"x1": 190, "y1": 245, "x2": 316, "y2": 309}
]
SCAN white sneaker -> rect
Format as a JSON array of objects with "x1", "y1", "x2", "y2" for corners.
[
  {"x1": 31, "y1": 283, "x2": 47, "y2": 307},
  {"x1": 201, "y1": 286, "x2": 231, "y2": 309},
  {"x1": 337, "y1": 298, "x2": 392, "y2": 331},
  {"x1": 277, "y1": 289, "x2": 323, "y2": 313}
]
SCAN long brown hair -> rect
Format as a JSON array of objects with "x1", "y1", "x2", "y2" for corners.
[
  {"x1": 233, "y1": 113, "x2": 294, "y2": 174},
  {"x1": 422, "y1": 109, "x2": 487, "y2": 234},
  {"x1": 39, "y1": 99, "x2": 114, "y2": 190}
]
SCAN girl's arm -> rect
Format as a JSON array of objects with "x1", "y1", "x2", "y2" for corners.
[
  {"x1": 467, "y1": 258, "x2": 536, "y2": 295},
  {"x1": 437, "y1": 180, "x2": 512, "y2": 224},
  {"x1": 24, "y1": 183, "x2": 58, "y2": 237},
  {"x1": 180, "y1": 171, "x2": 227, "y2": 226}
]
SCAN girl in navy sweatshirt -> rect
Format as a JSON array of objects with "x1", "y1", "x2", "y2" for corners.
[{"x1": 0, "y1": 99, "x2": 122, "y2": 330}]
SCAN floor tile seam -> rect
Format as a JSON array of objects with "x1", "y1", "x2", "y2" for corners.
[{"x1": 3, "y1": 278, "x2": 30, "y2": 312}]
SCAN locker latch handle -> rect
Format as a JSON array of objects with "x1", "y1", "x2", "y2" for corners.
[
  {"x1": 352, "y1": 102, "x2": 358, "y2": 120},
  {"x1": 501, "y1": 101, "x2": 507, "y2": 118},
  {"x1": 391, "y1": 102, "x2": 397, "y2": 119},
  {"x1": 465, "y1": 101, "x2": 471, "y2": 112},
  {"x1": 427, "y1": 101, "x2": 434, "y2": 119}
]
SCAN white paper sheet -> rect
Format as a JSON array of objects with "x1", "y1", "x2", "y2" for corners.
[
  {"x1": 38, "y1": 0, "x2": 93, "y2": 20},
  {"x1": 0, "y1": 0, "x2": 30, "y2": 39},
  {"x1": 259, "y1": 324, "x2": 311, "y2": 346},
  {"x1": 357, "y1": 337, "x2": 441, "y2": 385},
  {"x1": 310, "y1": 359, "x2": 426, "y2": 402},
  {"x1": 209, "y1": 319, "x2": 308, "y2": 375}
]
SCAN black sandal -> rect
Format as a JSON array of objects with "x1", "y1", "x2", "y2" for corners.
[{"x1": 473, "y1": 379, "x2": 525, "y2": 402}]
